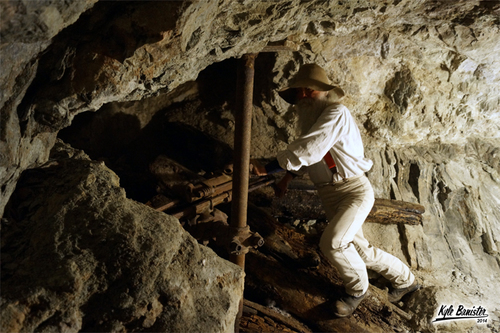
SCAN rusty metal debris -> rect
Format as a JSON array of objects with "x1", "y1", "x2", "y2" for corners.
[{"x1": 147, "y1": 165, "x2": 274, "y2": 254}]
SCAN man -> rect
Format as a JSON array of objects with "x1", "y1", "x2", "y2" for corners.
[{"x1": 252, "y1": 63, "x2": 420, "y2": 317}]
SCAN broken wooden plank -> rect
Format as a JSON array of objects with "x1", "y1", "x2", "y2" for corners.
[
  {"x1": 242, "y1": 299, "x2": 313, "y2": 333},
  {"x1": 253, "y1": 185, "x2": 425, "y2": 225},
  {"x1": 367, "y1": 198, "x2": 425, "y2": 226}
]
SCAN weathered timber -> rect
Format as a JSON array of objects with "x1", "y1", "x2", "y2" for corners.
[
  {"x1": 367, "y1": 198, "x2": 425, "y2": 226},
  {"x1": 243, "y1": 203, "x2": 416, "y2": 333},
  {"x1": 259, "y1": 186, "x2": 425, "y2": 225},
  {"x1": 241, "y1": 299, "x2": 313, "y2": 333}
]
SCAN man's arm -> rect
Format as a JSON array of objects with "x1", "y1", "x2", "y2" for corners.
[
  {"x1": 278, "y1": 104, "x2": 347, "y2": 171},
  {"x1": 274, "y1": 171, "x2": 295, "y2": 198},
  {"x1": 251, "y1": 159, "x2": 296, "y2": 197},
  {"x1": 251, "y1": 159, "x2": 284, "y2": 176}
]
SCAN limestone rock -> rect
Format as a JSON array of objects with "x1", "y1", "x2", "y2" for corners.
[
  {"x1": 0, "y1": 0, "x2": 98, "y2": 217},
  {"x1": 1, "y1": 141, "x2": 243, "y2": 333},
  {"x1": 2, "y1": 0, "x2": 500, "y2": 332}
]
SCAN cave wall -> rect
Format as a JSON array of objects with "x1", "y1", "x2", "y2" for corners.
[
  {"x1": 1, "y1": 0, "x2": 500, "y2": 331},
  {"x1": 4, "y1": 0, "x2": 499, "y2": 214}
]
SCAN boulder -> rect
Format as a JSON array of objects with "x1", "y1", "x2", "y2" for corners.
[{"x1": 1, "y1": 141, "x2": 243, "y2": 333}]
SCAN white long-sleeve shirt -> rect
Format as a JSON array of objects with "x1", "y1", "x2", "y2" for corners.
[{"x1": 277, "y1": 103, "x2": 373, "y2": 184}]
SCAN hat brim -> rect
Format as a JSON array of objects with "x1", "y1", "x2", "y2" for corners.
[
  {"x1": 288, "y1": 78, "x2": 337, "y2": 92},
  {"x1": 278, "y1": 83, "x2": 345, "y2": 105}
]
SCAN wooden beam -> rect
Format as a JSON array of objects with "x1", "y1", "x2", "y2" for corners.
[
  {"x1": 241, "y1": 299, "x2": 313, "y2": 333},
  {"x1": 260, "y1": 187, "x2": 425, "y2": 225}
]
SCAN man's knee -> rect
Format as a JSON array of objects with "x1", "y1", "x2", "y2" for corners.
[{"x1": 319, "y1": 234, "x2": 349, "y2": 254}]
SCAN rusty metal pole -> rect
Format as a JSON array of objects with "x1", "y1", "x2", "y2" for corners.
[
  {"x1": 230, "y1": 53, "x2": 257, "y2": 268},
  {"x1": 230, "y1": 53, "x2": 257, "y2": 332}
]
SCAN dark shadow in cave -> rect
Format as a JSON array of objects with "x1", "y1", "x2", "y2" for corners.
[
  {"x1": 161, "y1": 121, "x2": 234, "y2": 173},
  {"x1": 408, "y1": 162, "x2": 421, "y2": 201},
  {"x1": 197, "y1": 57, "x2": 238, "y2": 108},
  {"x1": 57, "y1": 56, "x2": 272, "y2": 203},
  {"x1": 253, "y1": 52, "x2": 279, "y2": 106},
  {"x1": 58, "y1": 111, "x2": 142, "y2": 161},
  {"x1": 57, "y1": 54, "x2": 281, "y2": 203},
  {"x1": 59, "y1": 110, "x2": 235, "y2": 205}
]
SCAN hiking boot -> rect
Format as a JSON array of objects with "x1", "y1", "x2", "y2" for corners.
[
  {"x1": 388, "y1": 280, "x2": 421, "y2": 303},
  {"x1": 334, "y1": 292, "x2": 367, "y2": 317}
]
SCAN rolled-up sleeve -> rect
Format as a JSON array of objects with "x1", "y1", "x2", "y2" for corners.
[{"x1": 277, "y1": 104, "x2": 347, "y2": 171}]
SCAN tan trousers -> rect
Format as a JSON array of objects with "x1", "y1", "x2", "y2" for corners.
[{"x1": 317, "y1": 175, "x2": 415, "y2": 297}]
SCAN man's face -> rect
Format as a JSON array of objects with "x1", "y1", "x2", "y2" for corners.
[
  {"x1": 296, "y1": 87, "x2": 327, "y2": 102},
  {"x1": 294, "y1": 88, "x2": 329, "y2": 135}
]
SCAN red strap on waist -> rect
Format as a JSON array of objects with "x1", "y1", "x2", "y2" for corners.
[{"x1": 324, "y1": 151, "x2": 336, "y2": 169}]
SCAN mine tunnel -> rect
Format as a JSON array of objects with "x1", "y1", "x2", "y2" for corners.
[{"x1": 1, "y1": 1, "x2": 500, "y2": 332}]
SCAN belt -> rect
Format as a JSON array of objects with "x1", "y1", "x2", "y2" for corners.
[{"x1": 315, "y1": 173, "x2": 365, "y2": 187}]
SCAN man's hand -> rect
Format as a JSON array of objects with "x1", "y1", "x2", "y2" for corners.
[
  {"x1": 274, "y1": 172, "x2": 294, "y2": 198},
  {"x1": 274, "y1": 179, "x2": 288, "y2": 198},
  {"x1": 250, "y1": 159, "x2": 267, "y2": 176}
]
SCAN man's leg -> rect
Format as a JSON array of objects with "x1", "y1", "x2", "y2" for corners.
[
  {"x1": 319, "y1": 210, "x2": 371, "y2": 296},
  {"x1": 353, "y1": 228, "x2": 421, "y2": 302},
  {"x1": 353, "y1": 228, "x2": 415, "y2": 290},
  {"x1": 317, "y1": 176, "x2": 375, "y2": 297}
]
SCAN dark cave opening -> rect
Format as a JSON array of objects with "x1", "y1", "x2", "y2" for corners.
[
  {"x1": 57, "y1": 53, "x2": 278, "y2": 204},
  {"x1": 57, "y1": 58, "x2": 245, "y2": 203}
]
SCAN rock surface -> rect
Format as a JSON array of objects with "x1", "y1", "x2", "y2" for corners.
[
  {"x1": 1, "y1": 141, "x2": 243, "y2": 333},
  {"x1": 2, "y1": 0, "x2": 500, "y2": 332},
  {"x1": 0, "y1": 0, "x2": 98, "y2": 216},
  {"x1": 3, "y1": 0, "x2": 500, "y2": 213}
]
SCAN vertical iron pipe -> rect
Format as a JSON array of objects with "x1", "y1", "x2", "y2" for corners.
[
  {"x1": 230, "y1": 53, "x2": 256, "y2": 268},
  {"x1": 230, "y1": 53, "x2": 257, "y2": 332}
]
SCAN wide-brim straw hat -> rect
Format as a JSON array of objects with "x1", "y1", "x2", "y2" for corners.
[{"x1": 278, "y1": 63, "x2": 345, "y2": 104}]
